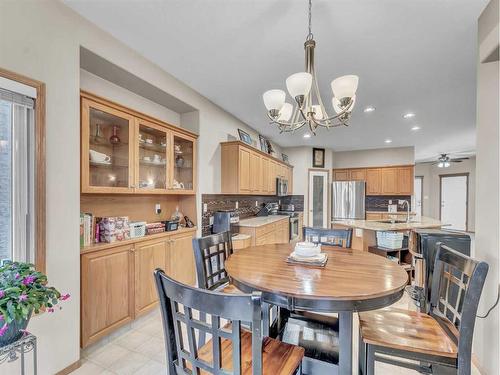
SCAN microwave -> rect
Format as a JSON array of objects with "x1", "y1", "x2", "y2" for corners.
[{"x1": 276, "y1": 177, "x2": 289, "y2": 196}]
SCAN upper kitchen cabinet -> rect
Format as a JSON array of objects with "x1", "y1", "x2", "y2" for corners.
[
  {"x1": 221, "y1": 141, "x2": 293, "y2": 195},
  {"x1": 333, "y1": 165, "x2": 414, "y2": 195},
  {"x1": 135, "y1": 119, "x2": 169, "y2": 192},
  {"x1": 82, "y1": 97, "x2": 135, "y2": 193},
  {"x1": 81, "y1": 92, "x2": 197, "y2": 194},
  {"x1": 171, "y1": 133, "x2": 196, "y2": 193}
]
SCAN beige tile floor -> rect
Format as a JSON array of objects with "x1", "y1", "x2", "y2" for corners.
[{"x1": 74, "y1": 295, "x2": 481, "y2": 374}]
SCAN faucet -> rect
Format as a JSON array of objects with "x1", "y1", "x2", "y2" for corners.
[{"x1": 398, "y1": 200, "x2": 410, "y2": 223}]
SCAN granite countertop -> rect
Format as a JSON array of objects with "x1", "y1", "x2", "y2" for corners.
[
  {"x1": 332, "y1": 216, "x2": 444, "y2": 231},
  {"x1": 237, "y1": 215, "x2": 289, "y2": 227}
]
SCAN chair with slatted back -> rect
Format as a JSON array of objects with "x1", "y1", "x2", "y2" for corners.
[
  {"x1": 154, "y1": 268, "x2": 305, "y2": 375},
  {"x1": 302, "y1": 227, "x2": 353, "y2": 248},
  {"x1": 358, "y1": 243, "x2": 488, "y2": 375},
  {"x1": 192, "y1": 231, "x2": 238, "y2": 294},
  {"x1": 193, "y1": 232, "x2": 276, "y2": 338}
]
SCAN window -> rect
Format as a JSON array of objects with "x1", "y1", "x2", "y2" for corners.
[{"x1": 0, "y1": 83, "x2": 36, "y2": 264}]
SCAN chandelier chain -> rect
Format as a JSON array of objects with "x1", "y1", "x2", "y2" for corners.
[{"x1": 307, "y1": 0, "x2": 313, "y2": 40}]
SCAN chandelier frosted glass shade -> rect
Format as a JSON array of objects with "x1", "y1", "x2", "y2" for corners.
[
  {"x1": 263, "y1": 89, "x2": 286, "y2": 111},
  {"x1": 278, "y1": 102, "x2": 293, "y2": 121},
  {"x1": 332, "y1": 95, "x2": 356, "y2": 114},
  {"x1": 331, "y1": 75, "x2": 359, "y2": 100},
  {"x1": 311, "y1": 105, "x2": 323, "y2": 119},
  {"x1": 286, "y1": 72, "x2": 313, "y2": 99}
]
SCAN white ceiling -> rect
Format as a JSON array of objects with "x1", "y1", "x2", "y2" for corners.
[{"x1": 64, "y1": 0, "x2": 488, "y2": 161}]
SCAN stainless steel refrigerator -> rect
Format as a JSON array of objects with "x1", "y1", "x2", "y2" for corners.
[{"x1": 331, "y1": 181, "x2": 366, "y2": 220}]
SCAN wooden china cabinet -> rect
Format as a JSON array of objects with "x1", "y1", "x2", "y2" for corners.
[
  {"x1": 81, "y1": 92, "x2": 197, "y2": 194},
  {"x1": 80, "y1": 92, "x2": 198, "y2": 348}
]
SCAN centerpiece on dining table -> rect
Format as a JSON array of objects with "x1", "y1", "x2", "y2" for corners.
[{"x1": 286, "y1": 241, "x2": 328, "y2": 267}]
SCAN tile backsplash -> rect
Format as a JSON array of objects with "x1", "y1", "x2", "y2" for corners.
[
  {"x1": 365, "y1": 195, "x2": 412, "y2": 212},
  {"x1": 201, "y1": 194, "x2": 304, "y2": 236}
]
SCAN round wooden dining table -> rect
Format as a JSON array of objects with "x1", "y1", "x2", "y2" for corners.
[{"x1": 225, "y1": 243, "x2": 408, "y2": 375}]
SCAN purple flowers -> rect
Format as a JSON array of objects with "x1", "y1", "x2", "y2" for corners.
[
  {"x1": 0, "y1": 323, "x2": 8, "y2": 337},
  {"x1": 18, "y1": 294, "x2": 28, "y2": 302},
  {"x1": 47, "y1": 308, "x2": 54, "y2": 313},
  {"x1": 0, "y1": 290, "x2": 4, "y2": 298},
  {"x1": 59, "y1": 293, "x2": 70, "y2": 301},
  {"x1": 22, "y1": 275, "x2": 37, "y2": 285}
]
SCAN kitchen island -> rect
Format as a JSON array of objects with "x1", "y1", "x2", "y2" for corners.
[{"x1": 332, "y1": 216, "x2": 444, "y2": 252}]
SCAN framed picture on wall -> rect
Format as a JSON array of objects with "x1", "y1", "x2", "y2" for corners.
[
  {"x1": 259, "y1": 135, "x2": 269, "y2": 153},
  {"x1": 238, "y1": 129, "x2": 253, "y2": 146},
  {"x1": 282, "y1": 153, "x2": 289, "y2": 163},
  {"x1": 312, "y1": 148, "x2": 325, "y2": 168}
]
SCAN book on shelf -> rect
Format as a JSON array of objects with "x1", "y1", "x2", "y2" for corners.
[{"x1": 80, "y1": 212, "x2": 102, "y2": 247}]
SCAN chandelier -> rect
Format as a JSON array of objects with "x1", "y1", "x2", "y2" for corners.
[{"x1": 262, "y1": 0, "x2": 359, "y2": 135}]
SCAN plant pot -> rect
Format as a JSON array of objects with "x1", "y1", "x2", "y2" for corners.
[{"x1": 0, "y1": 316, "x2": 30, "y2": 347}]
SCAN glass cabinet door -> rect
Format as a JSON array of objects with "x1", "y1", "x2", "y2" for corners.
[
  {"x1": 82, "y1": 99, "x2": 134, "y2": 192},
  {"x1": 136, "y1": 120, "x2": 169, "y2": 191},
  {"x1": 171, "y1": 133, "x2": 195, "y2": 192}
]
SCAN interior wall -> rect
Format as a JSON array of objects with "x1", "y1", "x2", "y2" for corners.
[
  {"x1": 331, "y1": 146, "x2": 415, "y2": 168},
  {"x1": 80, "y1": 69, "x2": 181, "y2": 126},
  {"x1": 283, "y1": 146, "x2": 334, "y2": 225},
  {"x1": 415, "y1": 157, "x2": 476, "y2": 231},
  {"x1": 0, "y1": 1, "x2": 284, "y2": 373},
  {"x1": 473, "y1": 0, "x2": 499, "y2": 371}
]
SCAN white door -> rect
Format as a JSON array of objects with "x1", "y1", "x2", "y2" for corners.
[
  {"x1": 414, "y1": 176, "x2": 423, "y2": 217},
  {"x1": 308, "y1": 170, "x2": 329, "y2": 227},
  {"x1": 440, "y1": 175, "x2": 468, "y2": 231}
]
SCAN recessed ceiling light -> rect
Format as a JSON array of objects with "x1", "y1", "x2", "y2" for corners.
[
  {"x1": 303, "y1": 133, "x2": 311, "y2": 139},
  {"x1": 411, "y1": 125, "x2": 421, "y2": 131},
  {"x1": 403, "y1": 112, "x2": 415, "y2": 119},
  {"x1": 384, "y1": 139, "x2": 392, "y2": 144},
  {"x1": 363, "y1": 106, "x2": 376, "y2": 113}
]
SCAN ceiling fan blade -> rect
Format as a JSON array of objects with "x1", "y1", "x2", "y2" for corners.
[{"x1": 450, "y1": 157, "x2": 469, "y2": 161}]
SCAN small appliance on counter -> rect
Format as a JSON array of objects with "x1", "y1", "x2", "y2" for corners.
[
  {"x1": 256, "y1": 202, "x2": 279, "y2": 216},
  {"x1": 162, "y1": 220, "x2": 179, "y2": 232},
  {"x1": 213, "y1": 210, "x2": 240, "y2": 236},
  {"x1": 129, "y1": 221, "x2": 146, "y2": 238}
]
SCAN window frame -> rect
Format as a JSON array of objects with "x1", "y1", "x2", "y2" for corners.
[{"x1": 0, "y1": 68, "x2": 46, "y2": 273}]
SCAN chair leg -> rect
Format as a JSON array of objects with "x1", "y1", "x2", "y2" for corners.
[
  {"x1": 262, "y1": 302, "x2": 270, "y2": 337},
  {"x1": 358, "y1": 329, "x2": 366, "y2": 375},
  {"x1": 366, "y1": 344, "x2": 375, "y2": 375}
]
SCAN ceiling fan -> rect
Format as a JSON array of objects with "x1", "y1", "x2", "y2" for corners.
[{"x1": 423, "y1": 153, "x2": 470, "y2": 168}]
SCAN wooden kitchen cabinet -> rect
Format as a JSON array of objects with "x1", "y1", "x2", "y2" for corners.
[
  {"x1": 81, "y1": 245, "x2": 134, "y2": 347},
  {"x1": 381, "y1": 168, "x2": 398, "y2": 194},
  {"x1": 168, "y1": 231, "x2": 196, "y2": 286},
  {"x1": 238, "y1": 218, "x2": 289, "y2": 246},
  {"x1": 81, "y1": 92, "x2": 197, "y2": 194},
  {"x1": 366, "y1": 169, "x2": 382, "y2": 195},
  {"x1": 134, "y1": 238, "x2": 169, "y2": 316},
  {"x1": 333, "y1": 169, "x2": 350, "y2": 181},
  {"x1": 366, "y1": 212, "x2": 383, "y2": 220},
  {"x1": 397, "y1": 167, "x2": 414, "y2": 195},
  {"x1": 221, "y1": 141, "x2": 293, "y2": 195},
  {"x1": 350, "y1": 169, "x2": 366, "y2": 181}
]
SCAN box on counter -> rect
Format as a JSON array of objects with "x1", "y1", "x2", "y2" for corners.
[
  {"x1": 99, "y1": 216, "x2": 130, "y2": 243},
  {"x1": 146, "y1": 222, "x2": 165, "y2": 235}
]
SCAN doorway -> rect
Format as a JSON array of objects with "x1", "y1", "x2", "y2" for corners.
[
  {"x1": 308, "y1": 169, "x2": 329, "y2": 227},
  {"x1": 440, "y1": 174, "x2": 468, "y2": 231},
  {"x1": 414, "y1": 176, "x2": 423, "y2": 216}
]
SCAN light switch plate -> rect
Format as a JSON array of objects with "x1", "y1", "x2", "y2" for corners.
[
  {"x1": 209, "y1": 216, "x2": 214, "y2": 225},
  {"x1": 235, "y1": 201, "x2": 239, "y2": 209},
  {"x1": 388, "y1": 204, "x2": 397, "y2": 213},
  {"x1": 203, "y1": 203, "x2": 208, "y2": 213}
]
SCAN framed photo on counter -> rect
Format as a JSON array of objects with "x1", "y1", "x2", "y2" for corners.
[
  {"x1": 312, "y1": 147, "x2": 325, "y2": 168},
  {"x1": 259, "y1": 134, "x2": 269, "y2": 153},
  {"x1": 238, "y1": 129, "x2": 253, "y2": 145}
]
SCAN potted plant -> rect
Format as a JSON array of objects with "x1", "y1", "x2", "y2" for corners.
[{"x1": 0, "y1": 262, "x2": 69, "y2": 347}]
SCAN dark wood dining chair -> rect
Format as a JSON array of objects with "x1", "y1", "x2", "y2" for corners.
[
  {"x1": 193, "y1": 231, "x2": 275, "y2": 337},
  {"x1": 302, "y1": 227, "x2": 353, "y2": 248},
  {"x1": 358, "y1": 244, "x2": 488, "y2": 375},
  {"x1": 154, "y1": 268, "x2": 305, "y2": 375},
  {"x1": 192, "y1": 231, "x2": 238, "y2": 293}
]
